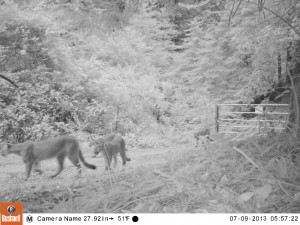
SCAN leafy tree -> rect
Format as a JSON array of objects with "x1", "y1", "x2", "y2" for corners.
[
  {"x1": 222, "y1": 0, "x2": 300, "y2": 136},
  {"x1": 171, "y1": 0, "x2": 300, "y2": 137},
  {"x1": 0, "y1": 0, "x2": 180, "y2": 145}
]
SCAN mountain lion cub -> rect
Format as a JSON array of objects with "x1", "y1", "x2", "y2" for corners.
[
  {"x1": 194, "y1": 127, "x2": 213, "y2": 146},
  {"x1": 89, "y1": 133, "x2": 130, "y2": 170},
  {"x1": 0, "y1": 136, "x2": 96, "y2": 180}
]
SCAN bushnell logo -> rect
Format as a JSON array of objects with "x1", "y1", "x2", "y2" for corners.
[{"x1": 0, "y1": 202, "x2": 23, "y2": 225}]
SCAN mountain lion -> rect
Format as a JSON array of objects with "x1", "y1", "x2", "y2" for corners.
[
  {"x1": 194, "y1": 127, "x2": 213, "y2": 146},
  {"x1": 89, "y1": 133, "x2": 130, "y2": 170},
  {"x1": 0, "y1": 136, "x2": 96, "y2": 180}
]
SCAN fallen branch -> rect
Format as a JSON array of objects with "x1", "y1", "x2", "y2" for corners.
[
  {"x1": 0, "y1": 74, "x2": 18, "y2": 88},
  {"x1": 232, "y1": 146, "x2": 260, "y2": 169},
  {"x1": 277, "y1": 180, "x2": 294, "y2": 200}
]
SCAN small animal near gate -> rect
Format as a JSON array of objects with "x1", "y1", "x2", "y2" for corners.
[{"x1": 194, "y1": 128, "x2": 213, "y2": 146}]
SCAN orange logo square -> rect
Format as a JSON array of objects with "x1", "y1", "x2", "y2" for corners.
[{"x1": 0, "y1": 202, "x2": 23, "y2": 225}]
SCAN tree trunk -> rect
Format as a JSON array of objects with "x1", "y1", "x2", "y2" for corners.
[
  {"x1": 287, "y1": 40, "x2": 300, "y2": 138},
  {"x1": 115, "y1": 103, "x2": 120, "y2": 133},
  {"x1": 286, "y1": 42, "x2": 292, "y2": 85},
  {"x1": 277, "y1": 54, "x2": 282, "y2": 83}
]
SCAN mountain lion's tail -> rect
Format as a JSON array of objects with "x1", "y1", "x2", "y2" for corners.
[{"x1": 78, "y1": 150, "x2": 96, "y2": 170}]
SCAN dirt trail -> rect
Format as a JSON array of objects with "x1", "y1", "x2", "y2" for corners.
[{"x1": 0, "y1": 146, "x2": 171, "y2": 197}]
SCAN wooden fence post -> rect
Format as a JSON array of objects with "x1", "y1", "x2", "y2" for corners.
[{"x1": 215, "y1": 105, "x2": 219, "y2": 133}]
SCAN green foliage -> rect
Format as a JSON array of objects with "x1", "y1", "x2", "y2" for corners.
[
  {"x1": 171, "y1": 0, "x2": 296, "y2": 106},
  {"x1": 0, "y1": 23, "x2": 55, "y2": 73},
  {"x1": 0, "y1": 72, "x2": 75, "y2": 142},
  {"x1": 1, "y1": 0, "x2": 296, "y2": 143},
  {"x1": 218, "y1": 0, "x2": 298, "y2": 100},
  {"x1": 0, "y1": 0, "x2": 181, "y2": 143}
]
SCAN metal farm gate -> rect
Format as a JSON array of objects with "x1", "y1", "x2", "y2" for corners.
[{"x1": 215, "y1": 104, "x2": 289, "y2": 134}]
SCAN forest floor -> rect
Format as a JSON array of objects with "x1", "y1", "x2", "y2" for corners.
[
  {"x1": 1, "y1": 133, "x2": 299, "y2": 213},
  {"x1": 0, "y1": 144, "x2": 186, "y2": 212}
]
